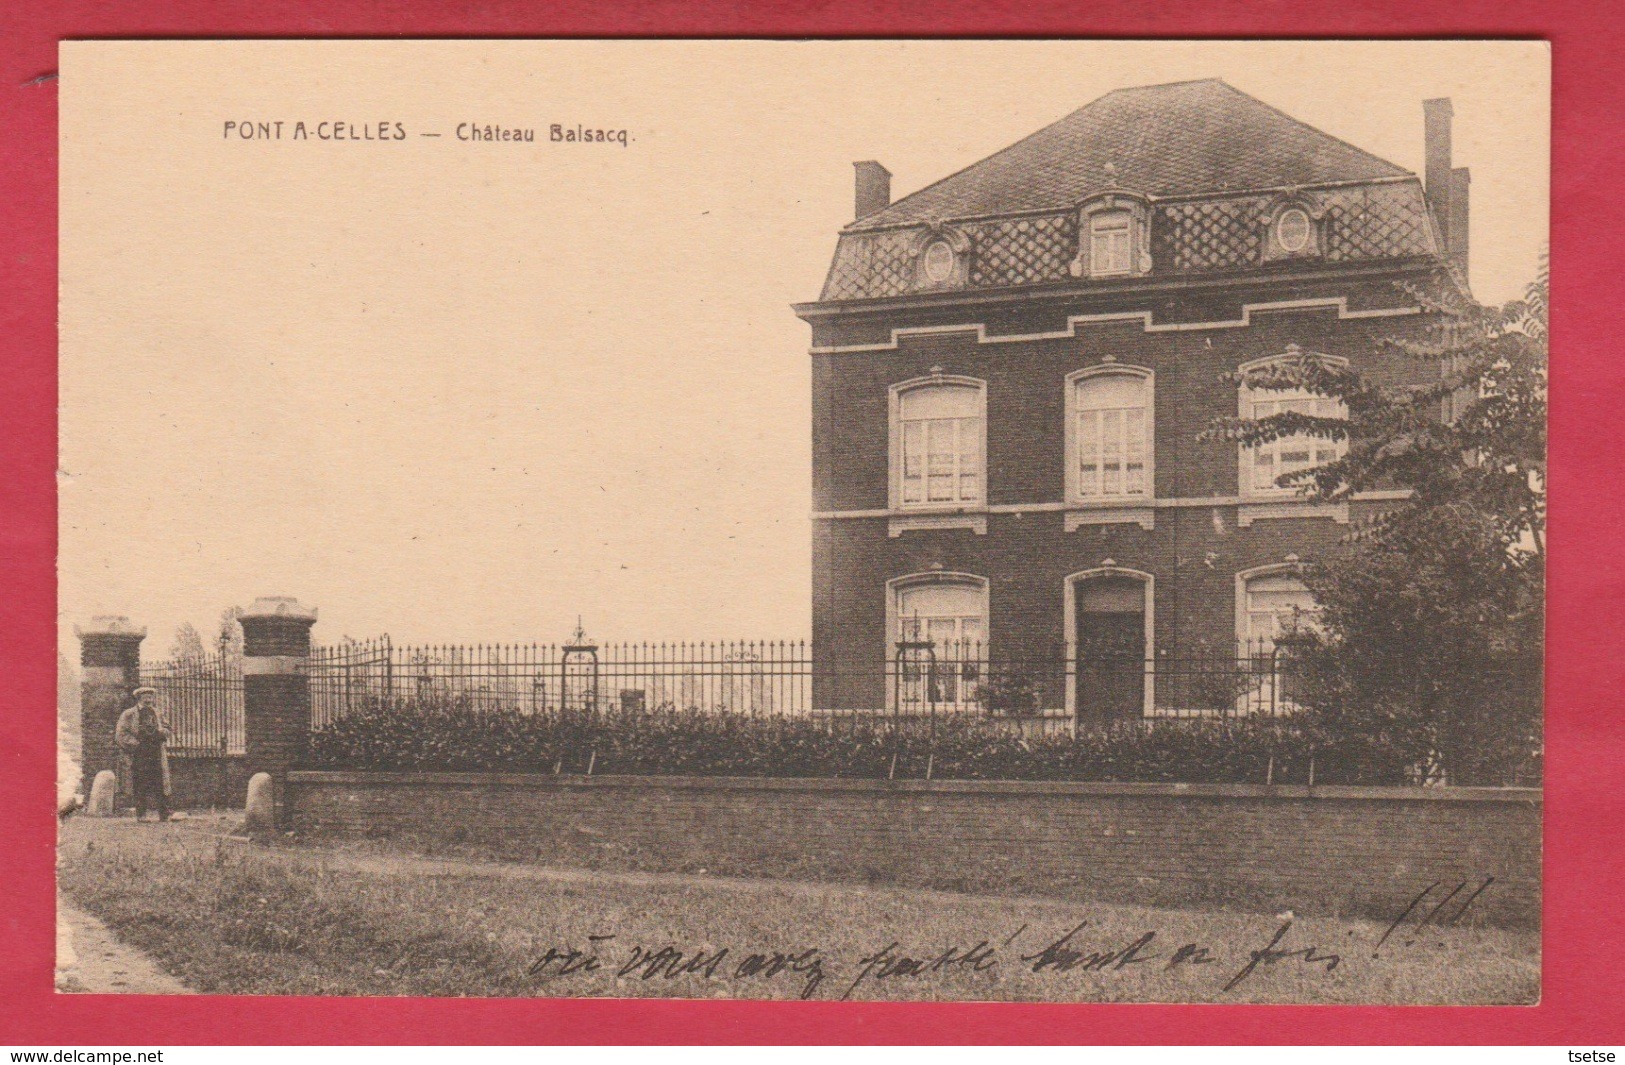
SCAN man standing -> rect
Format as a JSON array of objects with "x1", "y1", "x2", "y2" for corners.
[{"x1": 114, "y1": 687, "x2": 172, "y2": 821}]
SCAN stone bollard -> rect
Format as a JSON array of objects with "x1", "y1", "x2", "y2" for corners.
[
  {"x1": 87, "y1": 770, "x2": 117, "y2": 817},
  {"x1": 241, "y1": 597, "x2": 317, "y2": 830},
  {"x1": 244, "y1": 772, "x2": 275, "y2": 835},
  {"x1": 76, "y1": 617, "x2": 146, "y2": 806}
]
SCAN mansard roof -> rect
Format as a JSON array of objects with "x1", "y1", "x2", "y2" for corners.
[
  {"x1": 814, "y1": 79, "x2": 1442, "y2": 304},
  {"x1": 847, "y1": 79, "x2": 1411, "y2": 232}
]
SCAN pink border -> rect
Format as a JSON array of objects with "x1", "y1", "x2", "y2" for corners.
[{"x1": 3, "y1": 3, "x2": 1620, "y2": 1044}]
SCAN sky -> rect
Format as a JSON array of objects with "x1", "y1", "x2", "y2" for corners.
[{"x1": 58, "y1": 40, "x2": 1549, "y2": 658}]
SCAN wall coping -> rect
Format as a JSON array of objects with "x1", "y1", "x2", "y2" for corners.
[{"x1": 287, "y1": 770, "x2": 1541, "y2": 804}]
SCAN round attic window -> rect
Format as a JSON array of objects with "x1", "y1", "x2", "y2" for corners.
[
  {"x1": 922, "y1": 240, "x2": 956, "y2": 283},
  {"x1": 1276, "y1": 208, "x2": 1312, "y2": 253}
]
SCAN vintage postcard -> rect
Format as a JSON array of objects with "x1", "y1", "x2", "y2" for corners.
[{"x1": 56, "y1": 39, "x2": 1548, "y2": 1004}]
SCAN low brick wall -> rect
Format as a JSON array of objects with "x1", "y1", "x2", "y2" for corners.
[
  {"x1": 285, "y1": 771, "x2": 1541, "y2": 925},
  {"x1": 169, "y1": 755, "x2": 251, "y2": 810}
]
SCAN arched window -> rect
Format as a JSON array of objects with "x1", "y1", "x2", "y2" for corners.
[
  {"x1": 1068, "y1": 367, "x2": 1153, "y2": 501},
  {"x1": 1239, "y1": 353, "x2": 1348, "y2": 497},
  {"x1": 1239, "y1": 570, "x2": 1319, "y2": 652},
  {"x1": 1235, "y1": 565, "x2": 1320, "y2": 715},
  {"x1": 892, "y1": 378, "x2": 985, "y2": 508},
  {"x1": 896, "y1": 579, "x2": 986, "y2": 654},
  {"x1": 889, "y1": 574, "x2": 988, "y2": 709}
]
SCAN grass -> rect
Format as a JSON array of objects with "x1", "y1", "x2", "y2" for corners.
[{"x1": 57, "y1": 817, "x2": 1539, "y2": 1004}]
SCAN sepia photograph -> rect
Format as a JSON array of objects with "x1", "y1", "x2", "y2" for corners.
[{"x1": 54, "y1": 39, "x2": 1547, "y2": 1005}]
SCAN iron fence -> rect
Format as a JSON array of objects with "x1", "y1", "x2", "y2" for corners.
[
  {"x1": 306, "y1": 635, "x2": 1307, "y2": 730},
  {"x1": 309, "y1": 636, "x2": 397, "y2": 728},
  {"x1": 132, "y1": 631, "x2": 1310, "y2": 755},
  {"x1": 890, "y1": 639, "x2": 1306, "y2": 720},
  {"x1": 309, "y1": 636, "x2": 814, "y2": 728},
  {"x1": 141, "y1": 650, "x2": 245, "y2": 755}
]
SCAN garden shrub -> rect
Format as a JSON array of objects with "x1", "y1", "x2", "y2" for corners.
[{"x1": 305, "y1": 696, "x2": 1423, "y2": 786}]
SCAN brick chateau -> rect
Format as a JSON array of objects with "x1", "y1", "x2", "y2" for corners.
[{"x1": 794, "y1": 79, "x2": 1472, "y2": 718}]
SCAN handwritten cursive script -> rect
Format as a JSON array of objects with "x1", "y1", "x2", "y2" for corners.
[{"x1": 523, "y1": 878, "x2": 1496, "y2": 1000}]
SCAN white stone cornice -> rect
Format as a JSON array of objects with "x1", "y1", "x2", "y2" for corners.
[
  {"x1": 243, "y1": 655, "x2": 307, "y2": 676},
  {"x1": 809, "y1": 297, "x2": 1420, "y2": 355},
  {"x1": 812, "y1": 490, "x2": 1410, "y2": 522}
]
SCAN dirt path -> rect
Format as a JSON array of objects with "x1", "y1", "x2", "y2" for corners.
[{"x1": 56, "y1": 893, "x2": 192, "y2": 994}]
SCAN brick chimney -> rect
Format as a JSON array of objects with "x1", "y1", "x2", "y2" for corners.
[
  {"x1": 853, "y1": 160, "x2": 891, "y2": 222},
  {"x1": 1423, "y1": 98, "x2": 1454, "y2": 254},
  {"x1": 1449, "y1": 166, "x2": 1471, "y2": 284}
]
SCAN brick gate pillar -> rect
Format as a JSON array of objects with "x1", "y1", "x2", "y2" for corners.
[
  {"x1": 240, "y1": 596, "x2": 317, "y2": 824},
  {"x1": 76, "y1": 616, "x2": 146, "y2": 801}
]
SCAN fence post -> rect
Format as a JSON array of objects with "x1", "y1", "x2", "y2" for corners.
[
  {"x1": 240, "y1": 596, "x2": 317, "y2": 827},
  {"x1": 76, "y1": 616, "x2": 146, "y2": 804}
]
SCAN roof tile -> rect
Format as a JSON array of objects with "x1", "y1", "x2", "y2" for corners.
[{"x1": 849, "y1": 79, "x2": 1410, "y2": 231}]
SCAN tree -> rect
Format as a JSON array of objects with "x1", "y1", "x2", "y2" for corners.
[
  {"x1": 219, "y1": 606, "x2": 245, "y2": 664},
  {"x1": 168, "y1": 621, "x2": 207, "y2": 663},
  {"x1": 1205, "y1": 260, "x2": 1547, "y2": 784}
]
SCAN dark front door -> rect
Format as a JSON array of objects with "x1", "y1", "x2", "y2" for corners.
[{"x1": 1075, "y1": 578, "x2": 1147, "y2": 720}]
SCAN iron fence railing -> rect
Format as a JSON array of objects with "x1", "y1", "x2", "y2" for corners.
[
  {"x1": 141, "y1": 650, "x2": 245, "y2": 755},
  {"x1": 133, "y1": 634, "x2": 1311, "y2": 753},
  {"x1": 305, "y1": 635, "x2": 1308, "y2": 730},
  {"x1": 308, "y1": 636, "x2": 815, "y2": 728}
]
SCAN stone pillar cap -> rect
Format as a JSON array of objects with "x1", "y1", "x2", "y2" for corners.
[
  {"x1": 241, "y1": 596, "x2": 318, "y2": 622},
  {"x1": 74, "y1": 616, "x2": 147, "y2": 639}
]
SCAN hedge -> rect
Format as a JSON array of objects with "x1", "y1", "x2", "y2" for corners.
[{"x1": 304, "y1": 698, "x2": 1422, "y2": 786}]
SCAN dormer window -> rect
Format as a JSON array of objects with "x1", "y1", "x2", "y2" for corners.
[
  {"x1": 911, "y1": 227, "x2": 970, "y2": 291},
  {"x1": 1261, "y1": 198, "x2": 1323, "y2": 261},
  {"x1": 1275, "y1": 208, "x2": 1312, "y2": 253},
  {"x1": 1090, "y1": 211, "x2": 1133, "y2": 276},
  {"x1": 922, "y1": 241, "x2": 956, "y2": 284},
  {"x1": 1075, "y1": 194, "x2": 1152, "y2": 279}
]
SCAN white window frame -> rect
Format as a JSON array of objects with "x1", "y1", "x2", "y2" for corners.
[
  {"x1": 1089, "y1": 210, "x2": 1134, "y2": 278},
  {"x1": 910, "y1": 227, "x2": 970, "y2": 292},
  {"x1": 1260, "y1": 198, "x2": 1324, "y2": 262},
  {"x1": 1233, "y1": 563, "x2": 1320, "y2": 715},
  {"x1": 1065, "y1": 365, "x2": 1154, "y2": 504},
  {"x1": 1074, "y1": 194, "x2": 1151, "y2": 280},
  {"x1": 886, "y1": 572, "x2": 990, "y2": 712},
  {"x1": 1234, "y1": 564, "x2": 1320, "y2": 652},
  {"x1": 921, "y1": 240, "x2": 956, "y2": 284},
  {"x1": 1275, "y1": 208, "x2": 1312, "y2": 253},
  {"x1": 888, "y1": 375, "x2": 988, "y2": 512},
  {"x1": 1237, "y1": 353, "x2": 1350, "y2": 500}
]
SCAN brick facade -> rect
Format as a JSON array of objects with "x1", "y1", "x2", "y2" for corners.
[
  {"x1": 798, "y1": 83, "x2": 1468, "y2": 714},
  {"x1": 286, "y1": 771, "x2": 1541, "y2": 926},
  {"x1": 807, "y1": 287, "x2": 1439, "y2": 710}
]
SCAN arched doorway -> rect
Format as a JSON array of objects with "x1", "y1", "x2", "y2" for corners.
[{"x1": 1065, "y1": 568, "x2": 1153, "y2": 721}]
